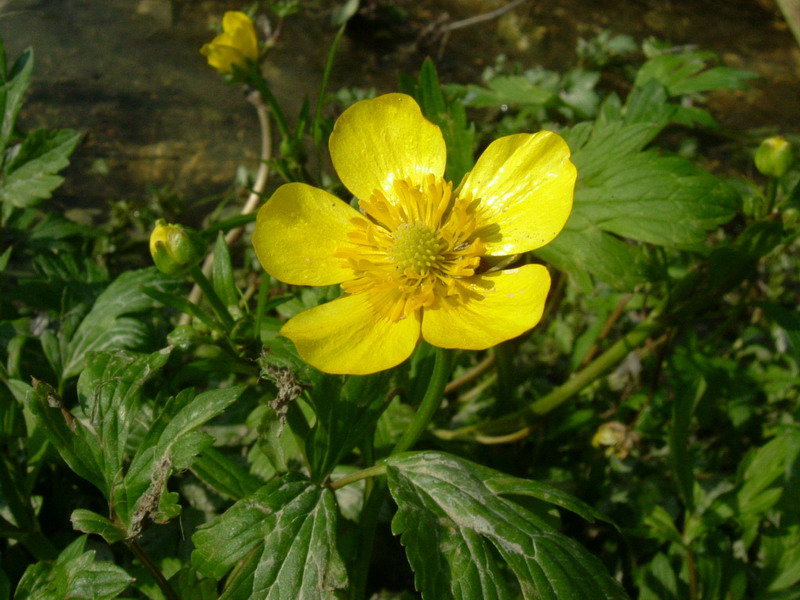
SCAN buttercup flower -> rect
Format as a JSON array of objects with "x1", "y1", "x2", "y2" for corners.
[
  {"x1": 200, "y1": 11, "x2": 258, "y2": 74},
  {"x1": 253, "y1": 94, "x2": 576, "y2": 374}
]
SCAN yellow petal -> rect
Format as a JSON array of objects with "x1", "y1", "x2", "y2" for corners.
[
  {"x1": 460, "y1": 131, "x2": 576, "y2": 255},
  {"x1": 221, "y1": 11, "x2": 258, "y2": 61},
  {"x1": 329, "y1": 94, "x2": 446, "y2": 202},
  {"x1": 200, "y1": 42, "x2": 247, "y2": 74},
  {"x1": 421, "y1": 265, "x2": 551, "y2": 349},
  {"x1": 252, "y1": 183, "x2": 361, "y2": 286},
  {"x1": 281, "y1": 293, "x2": 421, "y2": 374}
]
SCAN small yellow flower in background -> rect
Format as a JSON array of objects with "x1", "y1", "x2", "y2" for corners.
[
  {"x1": 253, "y1": 94, "x2": 576, "y2": 374},
  {"x1": 200, "y1": 11, "x2": 258, "y2": 74}
]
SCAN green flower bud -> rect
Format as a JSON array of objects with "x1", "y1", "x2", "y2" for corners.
[
  {"x1": 167, "y1": 324, "x2": 203, "y2": 351},
  {"x1": 755, "y1": 136, "x2": 793, "y2": 177},
  {"x1": 149, "y1": 219, "x2": 205, "y2": 276}
]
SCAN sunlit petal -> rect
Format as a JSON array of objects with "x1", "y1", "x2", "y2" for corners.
[
  {"x1": 281, "y1": 293, "x2": 421, "y2": 374},
  {"x1": 221, "y1": 11, "x2": 258, "y2": 61},
  {"x1": 460, "y1": 131, "x2": 576, "y2": 255},
  {"x1": 252, "y1": 183, "x2": 361, "y2": 286},
  {"x1": 421, "y1": 265, "x2": 551, "y2": 349},
  {"x1": 329, "y1": 93, "x2": 446, "y2": 202}
]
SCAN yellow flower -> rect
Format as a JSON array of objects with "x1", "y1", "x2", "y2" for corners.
[
  {"x1": 253, "y1": 94, "x2": 576, "y2": 374},
  {"x1": 200, "y1": 11, "x2": 258, "y2": 74}
]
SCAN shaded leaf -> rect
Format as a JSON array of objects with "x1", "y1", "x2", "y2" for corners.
[
  {"x1": 0, "y1": 47, "x2": 33, "y2": 152},
  {"x1": 62, "y1": 268, "x2": 178, "y2": 379},
  {"x1": 70, "y1": 509, "x2": 125, "y2": 544},
  {"x1": 192, "y1": 472, "x2": 347, "y2": 599},
  {"x1": 13, "y1": 535, "x2": 132, "y2": 600},
  {"x1": 1, "y1": 129, "x2": 81, "y2": 209},
  {"x1": 634, "y1": 51, "x2": 754, "y2": 96},
  {"x1": 386, "y1": 451, "x2": 627, "y2": 600}
]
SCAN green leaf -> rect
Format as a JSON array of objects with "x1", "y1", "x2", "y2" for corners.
[
  {"x1": 13, "y1": 535, "x2": 132, "y2": 600},
  {"x1": 669, "y1": 374, "x2": 707, "y2": 512},
  {"x1": 141, "y1": 284, "x2": 221, "y2": 334},
  {"x1": 634, "y1": 51, "x2": 754, "y2": 96},
  {"x1": 192, "y1": 473, "x2": 347, "y2": 599},
  {"x1": 62, "y1": 268, "x2": 178, "y2": 379},
  {"x1": 386, "y1": 451, "x2": 627, "y2": 599},
  {"x1": 306, "y1": 370, "x2": 393, "y2": 481},
  {"x1": 70, "y1": 509, "x2": 125, "y2": 544},
  {"x1": 538, "y1": 81, "x2": 738, "y2": 289},
  {"x1": 635, "y1": 552, "x2": 681, "y2": 600},
  {"x1": 191, "y1": 447, "x2": 263, "y2": 501},
  {"x1": 74, "y1": 349, "x2": 172, "y2": 498},
  {"x1": 760, "y1": 303, "x2": 800, "y2": 362},
  {"x1": 0, "y1": 47, "x2": 33, "y2": 152},
  {"x1": 412, "y1": 59, "x2": 475, "y2": 184},
  {"x1": 22, "y1": 378, "x2": 107, "y2": 493},
  {"x1": 757, "y1": 524, "x2": 800, "y2": 594},
  {"x1": 122, "y1": 384, "x2": 244, "y2": 531},
  {"x1": 213, "y1": 232, "x2": 239, "y2": 307},
  {"x1": 574, "y1": 151, "x2": 738, "y2": 246},
  {"x1": 461, "y1": 75, "x2": 555, "y2": 108},
  {"x1": 737, "y1": 428, "x2": 800, "y2": 520},
  {"x1": 1, "y1": 129, "x2": 81, "y2": 209}
]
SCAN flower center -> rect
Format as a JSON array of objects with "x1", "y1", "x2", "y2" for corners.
[
  {"x1": 335, "y1": 174, "x2": 487, "y2": 321},
  {"x1": 390, "y1": 222, "x2": 441, "y2": 276}
]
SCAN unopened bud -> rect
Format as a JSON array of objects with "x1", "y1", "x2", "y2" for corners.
[
  {"x1": 149, "y1": 219, "x2": 205, "y2": 276},
  {"x1": 755, "y1": 136, "x2": 793, "y2": 177}
]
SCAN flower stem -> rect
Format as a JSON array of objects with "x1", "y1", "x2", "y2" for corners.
[
  {"x1": 392, "y1": 347, "x2": 454, "y2": 455},
  {"x1": 329, "y1": 463, "x2": 387, "y2": 490},
  {"x1": 189, "y1": 266, "x2": 235, "y2": 332},
  {"x1": 127, "y1": 540, "x2": 179, "y2": 600},
  {"x1": 493, "y1": 341, "x2": 517, "y2": 402},
  {"x1": 437, "y1": 317, "x2": 661, "y2": 441},
  {"x1": 247, "y1": 71, "x2": 290, "y2": 142}
]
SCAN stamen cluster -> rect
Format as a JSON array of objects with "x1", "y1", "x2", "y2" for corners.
[{"x1": 336, "y1": 174, "x2": 486, "y2": 321}]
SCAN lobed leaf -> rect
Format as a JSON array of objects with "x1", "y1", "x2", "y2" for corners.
[
  {"x1": 386, "y1": 451, "x2": 628, "y2": 600},
  {"x1": 13, "y1": 535, "x2": 132, "y2": 600},
  {"x1": 62, "y1": 267, "x2": 178, "y2": 379},
  {"x1": 192, "y1": 472, "x2": 347, "y2": 599}
]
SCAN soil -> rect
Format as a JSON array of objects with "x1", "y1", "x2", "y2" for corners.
[{"x1": 1, "y1": 0, "x2": 798, "y2": 213}]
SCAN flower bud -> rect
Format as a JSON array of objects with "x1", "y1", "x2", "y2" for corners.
[
  {"x1": 200, "y1": 11, "x2": 259, "y2": 75},
  {"x1": 149, "y1": 220, "x2": 205, "y2": 276},
  {"x1": 755, "y1": 136, "x2": 793, "y2": 177}
]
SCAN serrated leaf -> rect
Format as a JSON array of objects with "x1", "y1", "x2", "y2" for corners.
[
  {"x1": 22, "y1": 378, "x2": 107, "y2": 493},
  {"x1": 62, "y1": 268, "x2": 178, "y2": 379},
  {"x1": 1, "y1": 129, "x2": 81, "y2": 208},
  {"x1": 386, "y1": 451, "x2": 627, "y2": 600},
  {"x1": 73, "y1": 349, "x2": 172, "y2": 498},
  {"x1": 738, "y1": 429, "x2": 800, "y2": 519},
  {"x1": 192, "y1": 473, "x2": 347, "y2": 599},
  {"x1": 539, "y1": 80, "x2": 737, "y2": 289},
  {"x1": 122, "y1": 385, "x2": 244, "y2": 531},
  {"x1": 575, "y1": 151, "x2": 738, "y2": 246},
  {"x1": 0, "y1": 47, "x2": 33, "y2": 152},
  {"x1": 13, "y1": 535, "x2": 132, "y2": 600},
  {"x1": 634, "y1": 51, "x2": 754, "y2": 96},
  {"x1": 462, "y1": 75, "x2": 555, "y2": 108}
]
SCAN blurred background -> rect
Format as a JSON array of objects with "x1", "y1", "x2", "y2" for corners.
[{"x1": 1, "y1": 0, "x2": 798, "y2": 214}]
